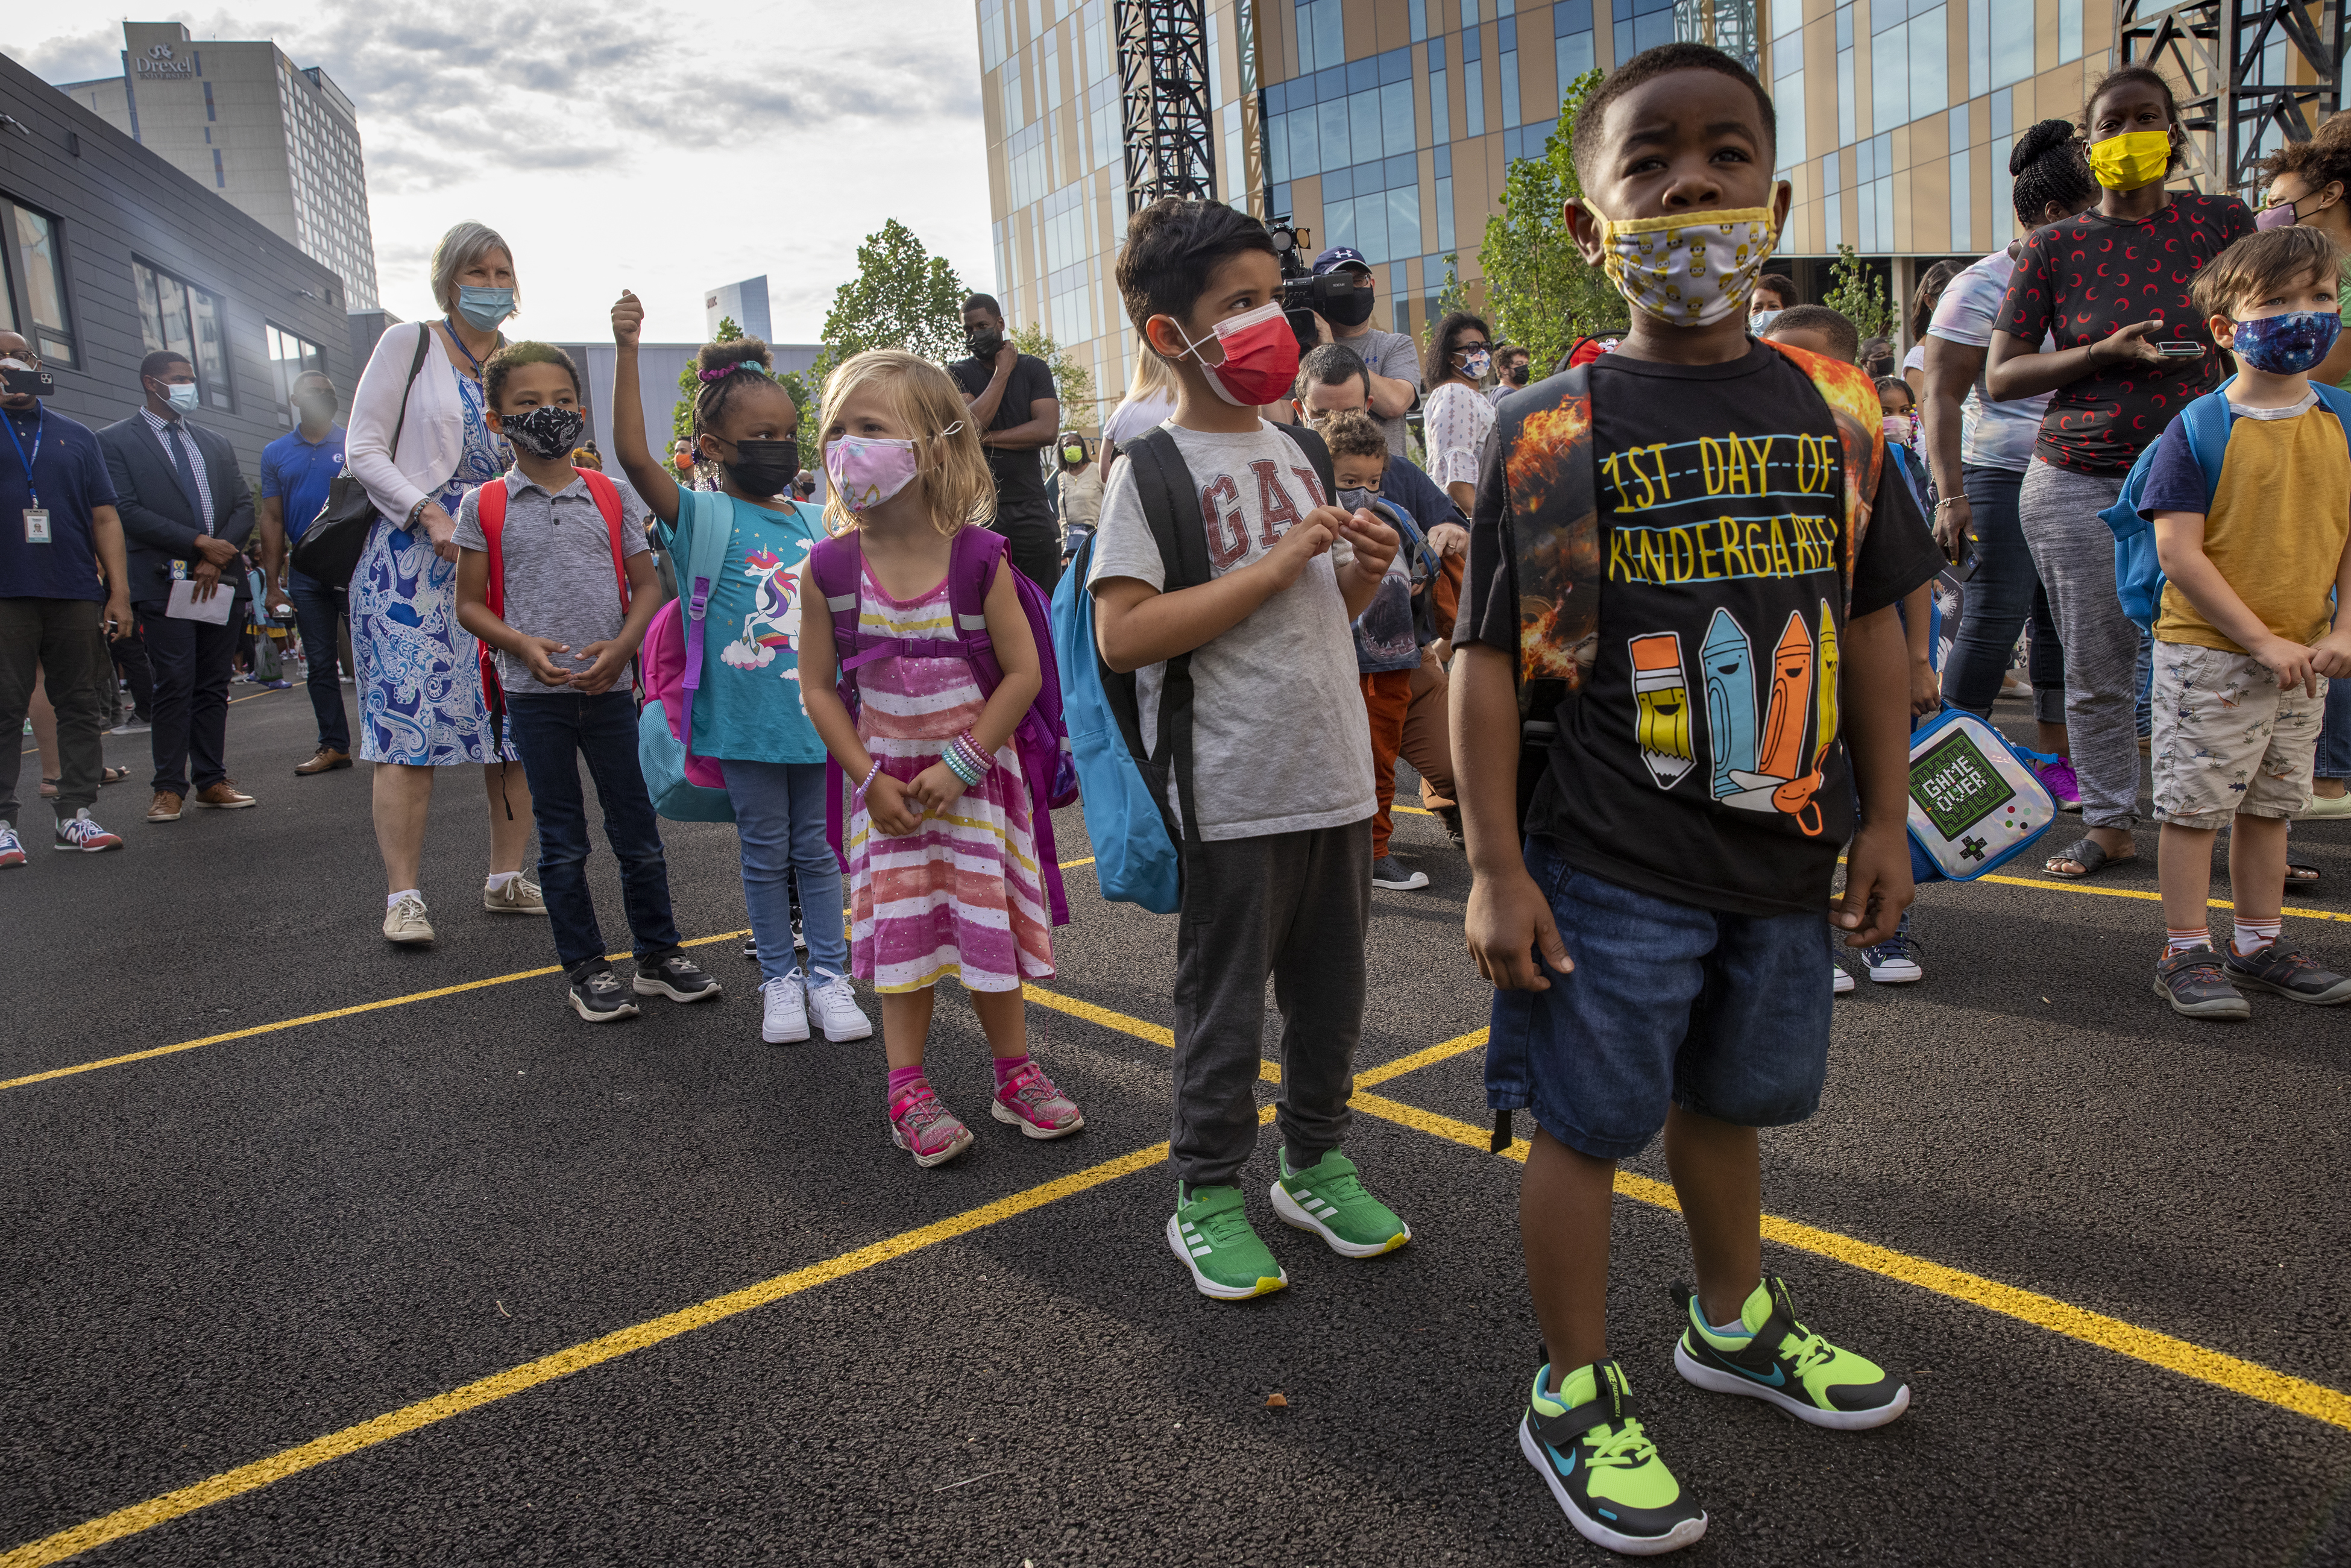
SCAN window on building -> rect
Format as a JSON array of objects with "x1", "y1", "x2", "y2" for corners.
[
  {"x1": 1434, "y1": 143, "x2": 1456, "y2": 253},
  {"x1": 1296, "y1": 0, "x2": 1345, "y2": 73},
  {"x1": 2059, "y1": 0, "x2": 2082, "y2": 62},
  {"x1": 1837, "y1": 4, "x2": 1857, "y2": 143},
  {"x1": 1500, "y1": 16, "x2": 1522, "y2": 127},
  {"x1": 1556, "y1": 0, "x2": 1596, "y2": 90},
  {"x1": 1989, "y1": 0, "x2": 2033, "y2": 88},
  {"x1": 1616, "y1": 0, "x2": 1678, "y2": 63},
  {"x1": 132, "y1": 259, "x2": 231, "y2": 412},
  {"x1": 0, "y1": 198, "x2": 77, "y2": 369},
  {"x1": 264, "y1": 324, "x2": 324, "y2": 420},
  {"x1": 1411, "y1": 0, "x2": 1429, "y2": 40},
  {"x1": 1774, "y1": 68, "x2": 1805, "y2": 171},
  {"x1": 1429, "y1": 37, "x2": 1451, "y2": 142},
  {"x1": 1951, "y1": 146, "x2": 1972, "y2": 253},
  {"x1": 1464, "y1": 25, "x2": 1486, "y2": 136}
]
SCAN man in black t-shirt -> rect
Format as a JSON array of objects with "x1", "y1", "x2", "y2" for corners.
[{"x1": 947, "y1": 294, "x2": 1062, "y2": 590}]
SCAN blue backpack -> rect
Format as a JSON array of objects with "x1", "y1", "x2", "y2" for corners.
[
  {"x1": 2100, "y1": 378, "x2": 2351, "y2": 629},
  {"x1": 637, "y1": 493, "x2": 760, "y2": 823}
]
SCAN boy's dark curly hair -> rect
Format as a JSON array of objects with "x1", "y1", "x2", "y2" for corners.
[
  {"x1": 482, "y1": 341, "x2": 580, "y2": 411},
  {"x1": 693, "y1": 336, "x2": 778, "y2": 438}
]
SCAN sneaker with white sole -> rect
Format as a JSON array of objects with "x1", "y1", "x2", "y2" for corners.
[
  {"x1": 889, "y1": 1081, "x2": 975, "y2": 1167},
  {"x1": 1167, "y1": 1182, "x2": 1288, "y2": 1300},
  {"x1": 760, "y1": 974, "x2": 810, "y2": 1043},
  {"x1": 0, "y1": 823, "x2": 24, "y2": 867},
  {"x1": 1861, "y1": 912, "x2": 1922, "y2": 983},
  {"x1": 1831, "y1": 961, "x2": 1854, "y2": 995},
  {"x1": 53, "y1": 810, "x2": 124, "y2": 854},
  {"x1": 634, "y1": 951, "x2": 721, "y2": 1002},
  {"x1": 383, "y1": 893, "x2": 435, "y2": 945},
  {"x1": 568, "y1": 965, "x2": 641, "y2": 1023},
  {"x1": 990, "y1": 1059, "x2": 1085, "y2": 1139},
  {"x1": 1519, "y1": 1359, "x2": 1708, "y2": 1556},
  {"x1": 804, "y1": 968, "x2": 873, "y2": 1041},
  {"x1": 483, "y1": 875, "x2": 547, "y2": 915},
  {"x1": 1371, "y1": 855, "x2": 1430, "y2": 890},
  {"x1": 1270, "y1": 1148, "x2": 1410, "y2": 1257}
]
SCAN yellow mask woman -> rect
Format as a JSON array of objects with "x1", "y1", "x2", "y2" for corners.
[{"x1": 2089, "y1": 130, "x2": 2172, "y2": 190}]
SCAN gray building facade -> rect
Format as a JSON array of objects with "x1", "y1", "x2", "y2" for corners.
[{"x1": 0, "y1": 50, "x2": 356, "y2": 482}]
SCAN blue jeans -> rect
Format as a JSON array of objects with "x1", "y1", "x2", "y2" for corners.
[
  {"x1": 724, "y1": 758, "x2": 848, "y2": 982},
  {"x1": 1486, "y1": 838, "x2": 1836, "y2": 1160},
  {"x1": 1943, "y1": 465, "x2": 2064, "y2": 725},
  {"x1": 287, "y1": 568, "x2": 349, "y2": 754},
  {"x1": 2318, "y1": 675, "x2": 2351, "y2": 780},
  {"x1": 504, "y1": 690, "x2": 681, "y2": 973}
]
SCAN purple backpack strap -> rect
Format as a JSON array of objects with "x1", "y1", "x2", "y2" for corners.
[{"x1": 947, "y1": 527, "x2": 1009, "y2": 694}]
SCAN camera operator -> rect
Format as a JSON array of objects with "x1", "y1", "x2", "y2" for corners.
[
  {"x1": 948, "y1": 294, "x2": 1063, "y2": 591},
  {"x1": 1303, "y1": 248, "x2": 1420, "y2": 456}
]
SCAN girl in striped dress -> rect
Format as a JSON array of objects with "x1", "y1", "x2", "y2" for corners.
[{"x1": 798, "y1": 350, "x2": 1083, "y2": 1168}]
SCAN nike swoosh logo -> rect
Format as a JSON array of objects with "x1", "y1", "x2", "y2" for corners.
[
  {"x1": 1734, "y1": 1362, "x2": 1787, "y2": 1387},
  {"x1": 1545, "y1": 1442, "x2": 1577, "y2": 1478}
]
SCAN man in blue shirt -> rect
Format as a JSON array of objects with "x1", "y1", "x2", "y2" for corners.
[
  {"x1": 0, "y1": 329, "x2": 131, "y2": 863},
  {"x1": 258, "y1": 370, "x2": 351, "y2": 774}
]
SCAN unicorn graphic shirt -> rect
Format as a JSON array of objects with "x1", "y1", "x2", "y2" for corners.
[{"x1": 672, "y1": 489, "x2": 828, "y2": 766}]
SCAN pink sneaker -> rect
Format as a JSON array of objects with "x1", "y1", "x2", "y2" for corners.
[
  {"x1": 889, "y1": 1083, "x2": 975, "y2": 1168},
  {"x1": 990, "y1": 1060, "x2": 1086, "y2": 1140},
  {"x1": 2036, "y1": 756, "x2": 2082, "y2": 810}
]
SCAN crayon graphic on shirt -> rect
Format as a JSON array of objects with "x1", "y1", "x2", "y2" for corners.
[
  {"x1": 1629, "y1": 632, "x2": 1694, "y2": 789},
  {"x1": 1702, "y1": 607, "x2": 1755, "y2": 799},
  {"x1": 1813, "y1": 598, "x2": 1840, "y2": 768}
]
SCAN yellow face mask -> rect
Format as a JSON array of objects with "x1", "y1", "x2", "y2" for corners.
[
  {"x1": 1594, "y1": 206, "x2": 1780, "y2": 327},
  {"x1": 2089, "y1": 130, "x2": 2172, "y2": 190}
]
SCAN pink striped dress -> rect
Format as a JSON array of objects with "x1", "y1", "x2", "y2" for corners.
[{"x1": 846, "y1": 558, "x2": 1054, "y2": 993}]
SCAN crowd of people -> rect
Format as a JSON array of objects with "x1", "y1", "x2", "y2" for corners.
[{"x1": 6, "y1": 39, "x2": 2351, "y2": 1558}]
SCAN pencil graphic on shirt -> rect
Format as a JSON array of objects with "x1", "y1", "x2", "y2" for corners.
[
  {"x1": 1813, "y1": 599, "x2": 1840, "y2": 767},
  {"x1": 1702, "y1": 608, "x2": 1755, "y2": 800},
  {"x1": 1629, "y1": 632, "x2": 1694, "y2": 789}
]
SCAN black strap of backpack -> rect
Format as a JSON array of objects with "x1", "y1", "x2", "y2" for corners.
[{"x1": 1116, "y1": 428, "x2": 1210, "y2": 859}]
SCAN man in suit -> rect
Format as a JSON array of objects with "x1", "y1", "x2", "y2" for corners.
[{"x1": 100, "y1": 350, "x2": 259, "y2": 822}]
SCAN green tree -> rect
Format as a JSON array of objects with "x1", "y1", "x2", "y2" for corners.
[
  {"x1": 671, "y1": 313, "x2": 743, "y2": 446},
  {"x1": 1823, "y1": 244, "x2": 1895, "y2": 341},
  {"x1": 776, "y1": 370, "x2": 819, "y2": 473},
  {"x1": 818, "y1": 219, "x2": 969, "y2": 365},
  {"x1": 1010, "y1": 323, "x2": 1097, "y2": 430},
  {"x1": 1473, "y1": 69, "x2": 1625, "y2": 368}
]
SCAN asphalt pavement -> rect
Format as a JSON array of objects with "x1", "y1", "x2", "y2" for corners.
[{"x1": 4, "y1": 681, "x2": 2348, "y2": 1567}]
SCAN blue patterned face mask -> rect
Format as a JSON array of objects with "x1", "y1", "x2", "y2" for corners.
[{"x1": 2230, "y1": 309, "x2": 2342, "y2": 374}]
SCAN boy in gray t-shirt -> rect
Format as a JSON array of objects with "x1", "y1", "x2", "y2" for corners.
[{"x1": 1091, "y1": 198, "x2": 1408, "y2": 1303}]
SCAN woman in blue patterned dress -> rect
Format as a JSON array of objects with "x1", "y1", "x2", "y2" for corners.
[{"x1": 345, "y1": 222, "x2": 540, "y2": 945}]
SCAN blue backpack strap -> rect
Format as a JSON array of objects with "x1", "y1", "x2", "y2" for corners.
[{"x1": 2177, "y1": 387, "x2": 2235, "y2": 498}]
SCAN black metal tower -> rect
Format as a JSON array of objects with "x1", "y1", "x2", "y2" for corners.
[
  {"x1": 1116, "y1": 0, "x2": 1217, "y2": 212},
  {"x1": 2120, "y1": 0, "x2": 2347, "y2": 197}
]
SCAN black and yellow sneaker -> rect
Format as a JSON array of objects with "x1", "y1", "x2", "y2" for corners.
[
  {"x1": 1670, "y1": 1276, "x2": 1910, "y2": 1431},
  {"x1": 1517, "y1": 1359, "x2": 1708, "y2": 1557}
]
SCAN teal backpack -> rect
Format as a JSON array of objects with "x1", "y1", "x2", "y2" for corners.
[
  {"x1": 637, "y1": 494, "x2": 757, "y2": 823},
  {"x1": 2100, "y1": 378, "x2": 2351, "y2": 629}
]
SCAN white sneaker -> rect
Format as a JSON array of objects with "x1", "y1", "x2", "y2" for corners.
[
  {"x1": 1832, "y1": 961, "x2": 1855, "y2": 995},
  {"x1": 761, "y1": 974, "x2": 810, "y2": 1044},
  {"x1": 384, "y1": 893, "x2": 435, "y2": 945},
  {"x1": 805, "y1": 967, "x2": 873, "y2": 1041}
]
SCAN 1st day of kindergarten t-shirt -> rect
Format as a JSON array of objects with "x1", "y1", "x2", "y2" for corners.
[{"x1": 1088, "y1": 419, "x2": 1374, "y2": 841}]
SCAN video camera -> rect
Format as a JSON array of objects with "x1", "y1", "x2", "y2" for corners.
[{"x1": 1270, "y1": 220, "x2": 1349, "y2": 354}]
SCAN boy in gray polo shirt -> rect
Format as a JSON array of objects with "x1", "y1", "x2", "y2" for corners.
[{"x1": 454, "y1": 342, "x2": 718, "y2": 1022}]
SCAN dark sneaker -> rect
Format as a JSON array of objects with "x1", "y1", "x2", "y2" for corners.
[
  {"x1": 1670, "y1": 1276, "x2": 1911, "y2": 1431},
  {"x1": 1434, "y1": 802, "x2": 1464, "y2": 846},
  {"x1": 568, "y1": 965, "x2": 641, "y2": 1023},
  {"x1": 1861, "y1": 912, "x2": 1922, "y2": 983},
  {"x1": 2222, "y1": 942, "x2": 2351, "y2": 1006},
  {"x1": 1371, "y1": 855, "x2": 1429, "y2": 891},
  {"x1": 1518, "y1": 1359, "x2": 1708, "y2": 1556},
  {"x1": 2153, "y1": 947, "x2": 2252, "y2": 1019},
  {"x1": 634, "y1": 951, "x2": 722, "y2": 1003}
]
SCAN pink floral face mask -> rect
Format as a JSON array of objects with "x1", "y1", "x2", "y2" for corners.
[{"x1": 825, "y1": 423, "x2": 963, "y2": 512}]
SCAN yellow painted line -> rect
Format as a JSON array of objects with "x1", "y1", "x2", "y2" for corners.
[
  {"x1": 1059, "y1": 855, "x2": 1095, "y2": 869},
  {"x1": 1979, "y1": 870, "x2": 2351, "y2": 922},
  {"x1": 1357, "y1": 1027, "x2": 1486, "y2": 1088},
  {"x1": 0, "y1": 930, "x2": 751, "y2": 1092},
  {"x1": 1394, "y1": 804, "x2": 1436, "y2": 816},
  {"x1": 1355, "y1": 1093, "x2": 2351, "y2": 1435}
]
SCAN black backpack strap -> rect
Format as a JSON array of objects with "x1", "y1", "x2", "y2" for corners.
[
  {"x1": 1273, "y1": 418, "x2": 1338, "y2": 506},
  {"x1": 1107, "y1": 427, "x2": 1207, "y2": 857}
]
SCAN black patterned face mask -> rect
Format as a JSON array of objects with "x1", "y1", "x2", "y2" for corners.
[{"x1": 500, "y1": 403, "x2": 587, "y2": 460}]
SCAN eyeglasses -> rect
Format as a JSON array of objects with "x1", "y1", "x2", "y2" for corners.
[{"x1": 3, "y1": 350, "x2": 40, "y2": 370}]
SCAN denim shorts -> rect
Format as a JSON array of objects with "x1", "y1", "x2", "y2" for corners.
[{"x1": 1485, "y1": 837, "x2": 1836, "y2": 1160}]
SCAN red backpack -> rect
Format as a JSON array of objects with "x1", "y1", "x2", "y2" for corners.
[{"x1": 474, "y1": 468, "x2": 633, "y2": 737}]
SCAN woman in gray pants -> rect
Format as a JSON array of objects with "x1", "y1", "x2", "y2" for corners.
[{"x1": 1986, "y1": 65, "x2": 2255, "y2": 878}]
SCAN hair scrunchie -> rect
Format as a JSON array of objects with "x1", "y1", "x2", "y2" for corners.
[{"x1": 697, "y1": 362, "x2": 767, "y2": 383}]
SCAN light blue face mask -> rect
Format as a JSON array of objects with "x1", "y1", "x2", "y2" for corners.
[
  {"x1": 455, "y1": 285, "x2": 515, "y2": 332},
  {"x1": 1749, "y1": 308, "x2": 1783, "y2": 333},
  {"x1": 162, "y1": 380, "x2": 200, "y2": 414}
]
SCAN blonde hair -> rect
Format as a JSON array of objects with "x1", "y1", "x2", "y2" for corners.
[
  {"x1": 429, "y1": 221, "x2": 517, "y2": 315},
  {"x1": 817, "y1": 350, "x2": 996, "y2": 536},
  {"x1": 1124, "y1": 348, "x2": 1178, "y2": 404}
]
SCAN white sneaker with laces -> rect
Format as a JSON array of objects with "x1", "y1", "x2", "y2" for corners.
[
  {"x1": 54, "y1": 810, "x2": 124, "y2": 853},
  {"x1": 761, "y1": 974, "x2": 810, "y2": 1044},
  {"x1": 1832, "y1": 961, "x2": 1855, "y2": 995},
  {"x1": 384, "y1": 893, "x2": 435, "y2": 945},
  {"x1": 0, "y1": 822, "x2": 25, "y2": 867},
  {"x1": 804, "y1": 967, "x2": 873, "y2": 1041}
]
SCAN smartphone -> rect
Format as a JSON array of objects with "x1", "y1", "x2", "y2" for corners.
[
  {"x1": 2, "y1": 366, "x2": 55, "y2": 397},
  {"x1": 2154, "y1": 341, "x2": 2206, "y2": 358}
]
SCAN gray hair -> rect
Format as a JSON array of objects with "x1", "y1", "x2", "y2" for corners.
[{"x1": 429, "y1": 221, "x2": 518, "y2": 313}]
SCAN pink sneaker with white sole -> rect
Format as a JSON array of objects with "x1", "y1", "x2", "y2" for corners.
[
  {"x1": 990, "y1": 1060, "x2": 1086, "y2": 1140},
  {"x1": 2036, "y1": 755, "x2": 2081, "y2": 810},
  {"x1": 889, "y1": 1082, "x2": 975, "y2": 1168}
]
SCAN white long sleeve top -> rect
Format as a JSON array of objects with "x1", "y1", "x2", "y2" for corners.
[{"x1": 345, "y1": 321, "x2": 470, "y2": 526}]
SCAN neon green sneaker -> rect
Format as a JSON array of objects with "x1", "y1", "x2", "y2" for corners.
[
  {"x1": 1268, "y1": 1148, "x2": 1411, "y2": 1258},
  {"x1": 1517, "y1": 1359, "x2": 1707, "y2": 1556},
  {"x1": 1166, "y1": 1182, "x2": 1287, "y2": 1300},
  {"x1": 1671, "y1": 1275, "x2": 1912, "y2": 1430}
]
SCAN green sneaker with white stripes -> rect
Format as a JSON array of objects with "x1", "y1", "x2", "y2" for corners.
[
  {"x1": 1269, "y1": 1148, "x2": 1411, "y2": 1258},
  {"x1": 1166, "y1": 1182, "x2": 1288, "y2": 1300}
]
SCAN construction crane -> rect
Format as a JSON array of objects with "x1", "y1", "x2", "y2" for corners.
[
  {"x1": 1116, "y1": 0, "x2": 1217, "y2": 212},
  {"x1": 2121, "y1": 0, "x2": 2346, "y2": 197}
]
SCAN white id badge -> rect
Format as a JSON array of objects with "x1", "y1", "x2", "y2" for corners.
[{"x1": 22, "y1": 508, "x2": 49, "y2": 544}]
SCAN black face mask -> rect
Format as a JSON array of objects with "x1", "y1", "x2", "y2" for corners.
[
  {"x1": 1505, "y1": 362, "x2": 1530, "y2": 386},
  {"x1": 967, "y1": 326, "x2": 1006, "y2": 359},
  {"x1": 500, "y1": 404, "x2": 587, "y2": 461},
  {"x1": 711, "y1": 436, "x2": 800, "y2": 497},
  {"x1": 1323, "y1": 285, "x2": 1376, "y2": 329}
]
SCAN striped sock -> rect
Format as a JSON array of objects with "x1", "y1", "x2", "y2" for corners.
[
  {"x1": 2165, "y1": 928, "x2": 2212, "y2": 957},
  {"x1": 2232, "y1": 917, "x2": 2282, "y2": 957}
]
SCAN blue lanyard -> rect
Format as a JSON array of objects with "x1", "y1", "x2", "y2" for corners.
[
  {"x1": 442, "y1": 318, "x2": 486, "y2": 376},
  {"x1": 4, "y1": 407, "x2": 41, "y2": 508}
]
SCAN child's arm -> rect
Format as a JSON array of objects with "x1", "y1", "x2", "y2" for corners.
[
  {"x1": 571, "y1": 551, "x2": 666, "y2": 696},
  {"x1": 2154, "y1": 509, "x2": 2319, "y2": 693},
  {"x1": 904, "y1": 558, "x2": 1045, "y2": 813},
  {"x1": 1095, "y1": 505, "x2": 1376, "y2": 670},
  {"x1": 1453, "y1": 642, "x2": 1573, "y2": 990},
  {"x1": 1836, "y1": 605, "x2": 1915, "y2": 947},
  {"x1": 453, "y1": 548, "x2": 575, "y2": 688},
  {"x1": 796, "y1": 565, "x2": 924, "y2": 837},
  {"x1": 610, "y1": 291, "x2": 683, "y2": 527},
  {"x1": 2314, "y1": 526, "x2": 2351, "y2": 678},
  {"x1": 1901, "y1": 581, "x2": 1939, "y2": 716}
]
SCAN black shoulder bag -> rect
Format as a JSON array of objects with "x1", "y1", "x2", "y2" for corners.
[{"x1": 292, "y1": 327, "x2": 430, "y2": 591}]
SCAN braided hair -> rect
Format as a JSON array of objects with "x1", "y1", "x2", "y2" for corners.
[
  {"x1": 692, "y1": 336, "x2": 777, "y2": 441},
  {"x1": 2259, "y1": 109, "x2": 2351, "y2": 210},
  {"x1": 2009, "y1": 118, "x2": 2099, "y2": 228}
]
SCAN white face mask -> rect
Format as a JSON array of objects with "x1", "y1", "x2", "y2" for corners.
[{"x1": 1594, "y1": 205, "x2": 1781, "y2": 328}]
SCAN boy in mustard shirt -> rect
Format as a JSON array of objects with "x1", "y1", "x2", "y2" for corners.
[{"x1": 2144, "y1": 224, "x2": 2351, "y2": 1016}]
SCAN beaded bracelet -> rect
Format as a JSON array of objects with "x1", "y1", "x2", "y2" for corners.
[
  {"x1": 853, "y1": 760, "x2": 882, "y2": 798},
  {"x1": 942, "y1": 746, "x2": 987, "y2": 787},
  {"x1": 949, "y1": 729, "x2": 995, "y2": 779}
]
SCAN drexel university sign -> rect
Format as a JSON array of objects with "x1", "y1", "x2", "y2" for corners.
[{"x1": 134, "y1": 44, "x2": 194, "y2": 78}]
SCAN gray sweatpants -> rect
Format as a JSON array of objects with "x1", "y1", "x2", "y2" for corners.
[
  {"x1": 1171, "y1": 819, "x2": 1371, "y2": 1188},
  {"x1": 2018, "y1": 459, "x2": 2141, "y2": 830}
]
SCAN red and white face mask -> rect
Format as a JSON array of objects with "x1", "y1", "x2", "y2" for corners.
[{"x1": 1170, "y1": 300, "x2": 1301, "y2": 407}]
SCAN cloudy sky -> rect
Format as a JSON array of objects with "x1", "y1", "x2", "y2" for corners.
[{"x1": 5, "y1": 2, "x2": 995, "y2": 345}]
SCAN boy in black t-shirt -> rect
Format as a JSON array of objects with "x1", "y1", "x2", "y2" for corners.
[{"x1": 1450, "y1": 44, "x2": 1943, "y2": 1557}]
